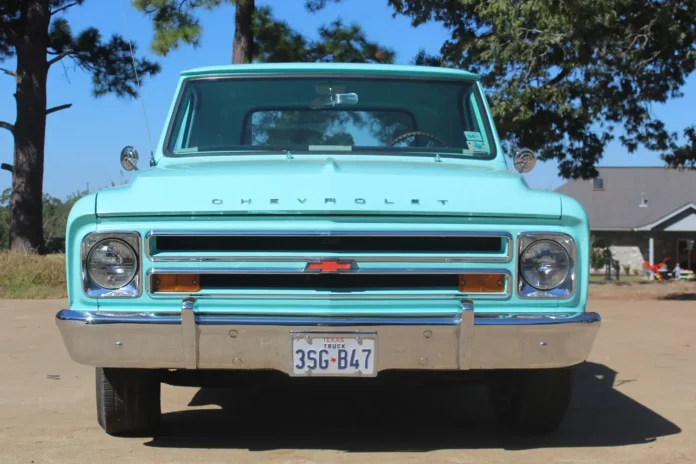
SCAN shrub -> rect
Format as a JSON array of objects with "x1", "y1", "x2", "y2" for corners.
[{"x1": 590, "y1": 236, "x2": 605, "y2": 270}]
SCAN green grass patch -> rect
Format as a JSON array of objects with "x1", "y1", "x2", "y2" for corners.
[{"x1": 0, "y1": 252, "x2": 67, "y2": 299}]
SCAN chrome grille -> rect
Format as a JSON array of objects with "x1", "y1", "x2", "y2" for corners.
[{"x1": 144, "y1": 230, "x2": 513, "y2": 300}]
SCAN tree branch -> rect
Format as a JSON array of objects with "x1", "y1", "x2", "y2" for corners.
[
  {"x1": 0, "y1": 68, "x2": 16, "y2": 77},
  {"x1": 46, "y1": 104, "x2": 73, "y2": 115},
  {"x1": 0, "y1": 121, "x2": 14, "y2": 134},
  {"x1": 48, "y1": 50, "x2": 72, "y2": 67},
  {"x1": 547, "y1": 67, "x2": 571, "y2": 86},
  {"x1": 51, "y1": 2, "x2": 80, "y2": 16}
]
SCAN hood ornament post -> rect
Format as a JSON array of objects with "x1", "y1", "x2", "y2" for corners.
[{"x1": 513, "y1": 148, "x2": 536, "y2": 174}]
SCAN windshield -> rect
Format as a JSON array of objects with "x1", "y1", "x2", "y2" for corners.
[{"x1": 165, "y1": 76, "x2": 494, "y2": 158}]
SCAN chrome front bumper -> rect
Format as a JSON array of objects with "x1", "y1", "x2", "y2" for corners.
[{"x1": 55, "y1": 300, "x2": 600, "y2": 373}]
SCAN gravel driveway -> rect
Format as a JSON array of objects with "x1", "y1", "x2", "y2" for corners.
[{"x1": 0, "y1": 299, "x2": 694, "y2": 463}]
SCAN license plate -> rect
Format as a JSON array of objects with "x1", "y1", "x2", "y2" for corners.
[{"x1": 292, "y1": 333, "x2": 376, "y2": 376}]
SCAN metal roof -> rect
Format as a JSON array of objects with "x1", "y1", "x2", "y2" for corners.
[
  {"x1": 556, "y1": 167, "x2": 696, "y2": 230},
  {"x1": 180, "y1": 63, "x2": 481, "y2": 80}
]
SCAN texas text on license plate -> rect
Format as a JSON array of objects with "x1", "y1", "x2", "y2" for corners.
[{"x1": 292, "y1": 333, "x2": 376, "y2": 376}]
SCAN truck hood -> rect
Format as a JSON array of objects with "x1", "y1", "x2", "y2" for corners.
[{"x1": 96, "y1": 157, "x2": 561, "y2": 219}]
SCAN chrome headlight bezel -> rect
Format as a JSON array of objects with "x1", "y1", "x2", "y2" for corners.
[
  {"x1": 517, "y1": 233, "x2": 576, "y2": 299},
  {"x1": 81, "y1": 232, "x2": 142, "y2": 298}
]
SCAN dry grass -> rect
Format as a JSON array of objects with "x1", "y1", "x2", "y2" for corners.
[
  {"x1": 590, "y1": 274, "x2": 646, "y2": 283},
  {"x1": 589, "y1": 279, "x2": 696, "y2": 301},
  {"x1": 0, "y1": 252, "x2": 67, "y2": 299}
]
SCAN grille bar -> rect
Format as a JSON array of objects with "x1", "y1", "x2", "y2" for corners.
[
  {"x1": 145, "y1": 231, "x2": 513, "y2": 263},
  {"x1": 199, "y1": 273, "x2": 459, "y2": 290},
  {"x1": 145, "y1": 268, "x2": 512, "y2": 299}
]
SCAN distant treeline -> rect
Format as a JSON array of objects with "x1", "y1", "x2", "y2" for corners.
[{"x1": 0, "y1": 188, "x2": 87, "y2": 253}]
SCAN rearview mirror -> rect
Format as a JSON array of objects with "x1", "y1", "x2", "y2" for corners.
[{"x1": 309, "y1": 93, "x2": 359, "y2": 109}]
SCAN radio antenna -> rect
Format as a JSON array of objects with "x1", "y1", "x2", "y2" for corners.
[{"x1": 120, "y1": 0, "x2": 156, "y2": 167}]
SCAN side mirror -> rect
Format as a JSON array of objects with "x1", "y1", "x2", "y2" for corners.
[
  {"x1": 513, "y1": 148, "x2": 536, "y2": 174},
  {"x1": 120, "y1": 146, "x2": 139, "y2": 171}
]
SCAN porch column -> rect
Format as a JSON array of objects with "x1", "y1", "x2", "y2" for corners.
[{"x1": 649, "y1": 237, "x2": 655, "y2": 280}]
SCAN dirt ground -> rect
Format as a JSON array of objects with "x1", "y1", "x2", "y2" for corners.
[{"x1": 1, "y1": 298, "x2": 695, "y2": 464}]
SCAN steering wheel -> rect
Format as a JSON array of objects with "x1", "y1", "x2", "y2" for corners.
[{"x1": 390, "y1": 131, "x2": 446, "y2": 147}]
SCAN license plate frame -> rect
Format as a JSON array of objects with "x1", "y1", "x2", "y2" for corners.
[{"x1": 290, "y1": 331, "x2": 377, "y2": 377}]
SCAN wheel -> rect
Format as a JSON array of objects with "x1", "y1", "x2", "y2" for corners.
[
  {"x1": 95, "y1": 367, "x2": 161, "y2": 436},
  {"x1": 487, "y1": 366, "x2": 574, "y2": 435}
]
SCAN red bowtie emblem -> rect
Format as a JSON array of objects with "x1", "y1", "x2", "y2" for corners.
[{"x1": 305, "y1": 259, "x2": 356, "y2": 273}]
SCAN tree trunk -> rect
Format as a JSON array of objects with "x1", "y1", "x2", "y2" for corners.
[
  {"x1": 10, "y1": 1, "x2": 51, "y2": 253},
  {"x1": 232, "y1": 0, "x2": 254, "y2": 64}
]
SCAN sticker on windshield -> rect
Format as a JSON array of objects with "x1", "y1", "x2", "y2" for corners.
[
  {"x1": 464, "y1": 131, "x2": 483, "y2": 142},
  {"x1": 467, "y1": 140, "x2": 487, "y2": 151},
  {"x1": 461, "y1": 149, "x2": 476, "y2": 156}
]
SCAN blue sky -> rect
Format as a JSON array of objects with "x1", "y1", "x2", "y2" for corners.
[{"x1": 0, "y1": 0, "x2": 694, "y2": 198}]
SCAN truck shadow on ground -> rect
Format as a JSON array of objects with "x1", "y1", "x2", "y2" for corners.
[
  {"x1": 661, "y1": 292, "x2": 696, "y2": 300},
  {"x1": 145, "y1": 362, "x2": 680, "y2": 452}
]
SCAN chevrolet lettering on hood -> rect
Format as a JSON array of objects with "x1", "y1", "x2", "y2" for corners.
[
  {"x1": 56, "y1": 63, "x2": 599, "y2": 438},
  {"x1": 211, "y1": 197, "x2": 450, "y2": 206}
]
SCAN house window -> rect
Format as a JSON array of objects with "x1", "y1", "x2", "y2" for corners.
[{"x1": 593, "y1": 177, "x2": 604, "y2": 190}]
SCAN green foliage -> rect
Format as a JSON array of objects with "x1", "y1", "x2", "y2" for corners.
[
  {"x1": 251, "y1": 5, "x2": 311, "y2": 62},
  {"x1": 48, "y1": 16, "x2": 160, "y2": 98},
  {"x1": 132, "y1": 0, "x2": 231, "y2": 56},
  {"x1": 389, "y1": 0, "x2": 696, "y2": 178},
  {"x1": 310, "y1": 19, "x2": 395, "y2": 63},
  {"x1": 135, "y1": 1, "x2": 395, "y2": 64},
  {"x1": 0, "y1": 188, "x2": 87, "y2": 253},
  {"x1": 305, "y1": 0, "x2": 343, "y2": 13},
  {"x1": 2, "y1": 2, "x2": 160, "y2": 99},
  {"x1": 590, "y1": 236, "x2": 606, "y2": 270},
  {"x1": 664, "y1": 126, "x2": 696, "y2": 169}
]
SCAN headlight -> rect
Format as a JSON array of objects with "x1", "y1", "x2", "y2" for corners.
[
  {"x1": 520, "y1": 240, "x2": 570, "y2": 290},
  {"x1": 87, "y1": 239, "x2": 138, "y2": 289}
]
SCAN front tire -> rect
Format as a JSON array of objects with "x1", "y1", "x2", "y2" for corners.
[
  {"x1": 488, "y1": 367, "x2": 574, "y2": 435},
  {"x1": 95, "y1": 368, "x2": 161, "y2": 436}
]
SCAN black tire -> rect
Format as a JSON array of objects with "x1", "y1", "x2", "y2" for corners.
[
  {"x1": 95, "y1": 367, "x2": 161, "y2": 436},
  {"x1": 487, "y1": 366, "x2": 574, "y2": 435}
]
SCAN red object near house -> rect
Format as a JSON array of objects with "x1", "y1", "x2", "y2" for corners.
[{"x1": 643, "y1": 257, "x2": 670, "y2": 280}]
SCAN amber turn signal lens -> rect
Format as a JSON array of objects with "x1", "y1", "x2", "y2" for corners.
[
  {"x1": 153, "y1": 274, "x2": 200, "y2": 292},
  {"x1": 458, "y1": 273, "x2": 505, "y2": 293}
]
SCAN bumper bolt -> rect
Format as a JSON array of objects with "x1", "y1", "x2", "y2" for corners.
[
  {"x1": 233, "y1": 357, "x2": 243, "y2": 365},
  {"x1": 419, "y1": 357, "x2": 428, "y2": 365},
  {"x1": 423, "y1": 330, "x2": 432, "y2": 339}
]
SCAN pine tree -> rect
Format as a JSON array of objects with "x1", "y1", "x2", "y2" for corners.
[
  {"x1": 134, "y1": 0, "x2": 395, "y2": 64},
  {"x1": 0, "y1": 1, "x2": 159, "y2": 252}
]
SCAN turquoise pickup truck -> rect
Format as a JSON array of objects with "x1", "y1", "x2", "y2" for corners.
[{"x1": 56, "y1": 63, "x2": 600, "y2": 436}]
